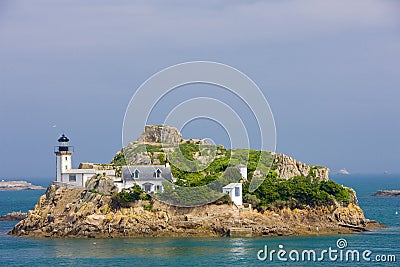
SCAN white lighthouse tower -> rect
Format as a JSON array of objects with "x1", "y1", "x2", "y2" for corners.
[{"x1": 54, "y1": 134, "x2": 73, "y2": 183}]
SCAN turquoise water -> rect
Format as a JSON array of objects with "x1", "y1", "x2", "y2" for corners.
[{"x1": 0, "y1": 175, "x2": 399, "y2": 266}]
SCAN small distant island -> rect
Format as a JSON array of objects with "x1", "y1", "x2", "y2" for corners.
[
  {"x1": 0, "y1": 212, "x2": 27, "y2": 221},
  {"x1": 373, "y1": 190, "x2": 400, "y2": 197},
  {"x1": 0, "y1": 181, "x2": 45, "y2": 191}
]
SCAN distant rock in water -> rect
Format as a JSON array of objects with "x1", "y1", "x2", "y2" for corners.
[
  {"x1": 373, "y1": 190, "x2": 400, "y2": 197},
  {"x1": 0, "y1": 181, "x2": 44, "y2": 191},
  {"x1": 0, "y1": 212, "x2": 27, "y2": 221},
  {"x1": 338, "y1": 169, "x2": 350, "y2": 175}
]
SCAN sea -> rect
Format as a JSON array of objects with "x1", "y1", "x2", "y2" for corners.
[{"x1": 0, "y1": 174, "x2": 399, "y2": 267}]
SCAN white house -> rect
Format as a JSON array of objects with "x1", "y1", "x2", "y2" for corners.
[
  {"x1": 54, "y1": 134, "x2": 116, "y2": 188},
  {"x1": 223, "y1": 183, "x2": 243, "y2": 206},
  {"x1": 120, "y1": 165, "x2": 175, "y2": 193}
]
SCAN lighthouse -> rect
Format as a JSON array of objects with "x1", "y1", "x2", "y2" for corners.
[
  {"x1": 54, "y1": 134, "x2": 73, "y2": 183},
  {"x1": 53, "y1": 134, "x2": 116, "y2": 187}
]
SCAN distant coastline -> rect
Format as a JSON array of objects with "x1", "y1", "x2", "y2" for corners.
[{"x1": 0, "y1": 180, "x2": 45, "y2": 191}]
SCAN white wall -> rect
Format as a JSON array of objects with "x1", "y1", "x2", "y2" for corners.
[
  {"x1": 56, "y1": 156, "x2": 61, "y2": 182},
  {"x1": 60, "y1": 154, "x2": 72, "y2": 173},
  {"x1": 122, "y1": 180, "x2": 164, "y2": 193},
  {"x1": 56, "y1": 153, "x2": 72, "y2": 182},
  {"x1": 114, "y1": 182, "x2": 124, "y2": 192},
  {"x1": 239, "y1": 166, "x2": 247, "y2": 180},
  {"x1": 60, "y1": 173, "x2": 83, "y2": 187},
  {"x1": 123, "y1": 180, "x2": 135, "y2": 189},
  {"x1": 223, "y1": 183, "x2": 242, "y2": 206}
]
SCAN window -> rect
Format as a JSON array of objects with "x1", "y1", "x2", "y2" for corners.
[
  {"x1": 69, "y1": 175, "x2": 76, "y2": 182},
  {"x1": 155, "y1": 169, "x2": 162, "y2": 178},
  {"x1": 155, "y1": 185, "x2": 162, "y2": 191},
  {"x1": 132, "y1": 169, "x2": 139, "y2": 178},
  {"x1": 65, "y1": 165, "x2": 68, "y2": 170},
  {"x1": 144, "y1": 184, "x2": 152, "y2": 193},
  {"x1": 65, "y1": 157, "x2": 68, "y2": 160},
  {"x1": 235, "y1": 187, "x2": 240, "y2": 197}
]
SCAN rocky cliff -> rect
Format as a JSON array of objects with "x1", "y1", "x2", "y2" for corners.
[
  {"x1": 272, "y1": 154, "x2": 329, "y2": 181},
  {"x1": 11, "y1": 176, "x2": 381, "y2": 238},
  {"x1": 137, "y1": 125, "x2": 182, "y2": 145}
]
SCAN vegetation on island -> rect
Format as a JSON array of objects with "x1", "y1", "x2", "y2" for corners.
[
  {"x1": 243, "y1": 171, "x2": 352, "y2": 211},
  {"x1": 110, "y1": 140, "x2": 352, "y2": 209},
  {"x1": 111, "y1": 152, "x2": 126, "y2": 166},
  {"x1": 170, "y1": 143, "x2": 273, "y2": 187}
]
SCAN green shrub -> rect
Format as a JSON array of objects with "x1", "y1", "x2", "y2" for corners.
[
  {"x1": 178, "y1": 142, "x2": 200, "y2": 161},
  {"x1": 143, "y1": 203, "x2": 153, "y2": 211},
  {"x1": 139, "y1": 192, "x2": 150, "y2": 201},
  {"x1": 247, "y1": 171, "x2": 351, "y2": 210},
  {"x1": 112, "y1": 185, "x2": 148, "y2": 208},
  {"x1": 145, "y1": 144, "x2": 163, "y2": 153},
  {"x1": 157, "y1": 153, "x2": 166, "y2": 164},
  {"x1": 112, "y1": 153, "x2": 127, "y2": 166},
  {"x1": 319, "y1": 180, "x2": 350, "y2": 205}
]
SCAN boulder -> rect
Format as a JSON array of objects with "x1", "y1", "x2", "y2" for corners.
[
  {"x1": 137, "y1": 125, "x2": 182, "y2": 145},
  {"x1": 85, "y1": 174, "x2": 118, "y2": 195},
  {"x1": 273, "y1": 154, "x2": 329, "y2": 181}
]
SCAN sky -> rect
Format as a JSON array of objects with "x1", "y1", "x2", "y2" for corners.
[{"x1": 0, "y1": 0, "x2": 399, "y2": 179}]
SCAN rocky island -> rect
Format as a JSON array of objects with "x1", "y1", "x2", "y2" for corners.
[
  {"x1": 373, "y1": 190, "x2": 400, "y2": 197},
  {"x1": 0, "y1": 212, "x2": 27, "y2": 221},
  {"x1": 0, "y1": 181, "x2": 44, "y2": 191},
  {"x1": 10, "y1": 125, "x2": 383, "y2": 238},
  {"x1": 10, "y1": 178, "x2": 381, "y2": 238}
]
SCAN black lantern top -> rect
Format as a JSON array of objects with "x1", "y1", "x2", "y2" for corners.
[
  {"x1": 56, "y1": 134, "x2": 71, "y2": 152},
  {"x1": 58, "y1": 134, "x2": 69, "y2": 143}
]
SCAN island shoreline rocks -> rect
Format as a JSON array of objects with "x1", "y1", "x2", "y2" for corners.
[{"x1": 10, "y1": 184, "x2": 384, "y2": 238}]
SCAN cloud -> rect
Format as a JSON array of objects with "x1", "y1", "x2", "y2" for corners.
[{"x1": 0, "y1": 0, "x2": 398, "y2": 53}]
